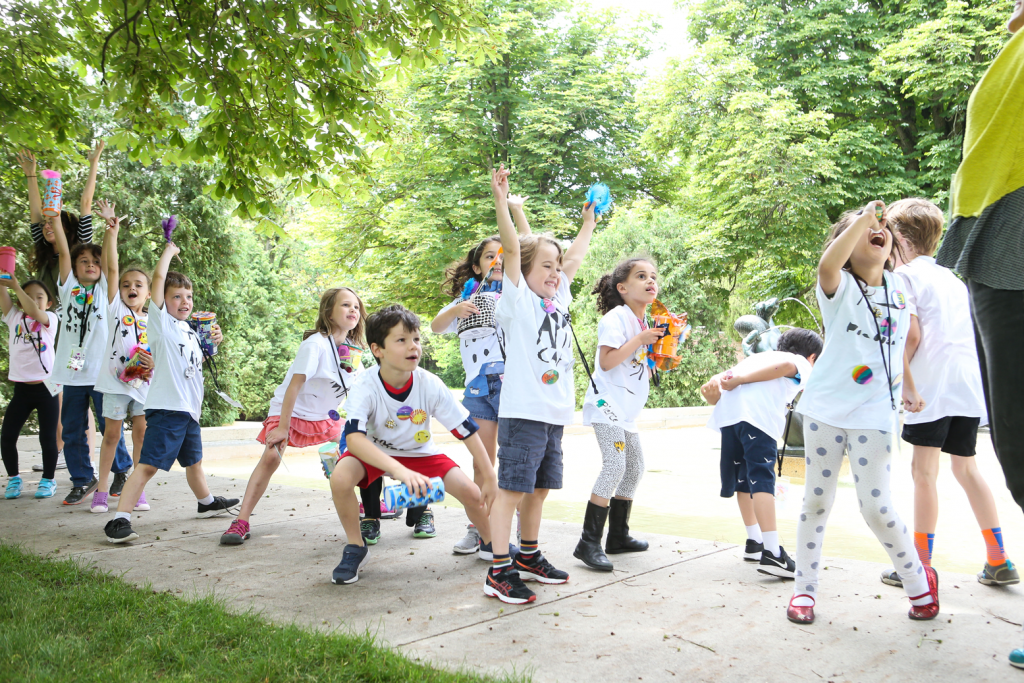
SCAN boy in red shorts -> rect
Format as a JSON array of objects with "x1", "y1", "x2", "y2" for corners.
[{"x1": 329, "y1": 304, "x2": 498, "y2": 584}]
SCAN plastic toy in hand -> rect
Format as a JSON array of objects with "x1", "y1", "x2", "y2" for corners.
[
  {"x1": 41, "y1": 170, "x2": 62, "y2": 217},
  {"x1": 383, "y1": 477, "x2": 445, "y2": 511},
  {"x1": 119, "y1": 344, "x2": 152, "y2": 387},
  {"x1": 647, "y1": 299, "x2": 691, "y2": 373},
  {"x1": 586, "y1": 183, "x2": 612, "y2": 217},
  {"x1": 318, "y1": 442, "x2": 340, "y2": 480}
]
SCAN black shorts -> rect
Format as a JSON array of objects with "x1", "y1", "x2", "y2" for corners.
[{"x1": 902, "y1": 416, "x2": 981, "y2": 457}]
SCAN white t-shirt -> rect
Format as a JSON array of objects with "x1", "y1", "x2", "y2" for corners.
[
  {"x1": 495, "y1": 273, "x2": 575, "y2": 425},
  {"x1": 51, "y1": 273, "x2": 109, "y2": 386},
  {"x1": 4, "y1": 308, "x2": 58, "y2": 383},
  {"x1": 582, "y1": 306, "x2": 651, "y2": 433},
  {"x1": 798, "y1": 270, "x2": 910, "y2": 432},
  {"x1": 706, "y1": 353, "x2": 812, "y2": 441},
  {"x1": 144, "y1": 303, "x2": 205, "y2": 423},
  {"x1": 94, "y1": 297, "x2": 150, "y2": 403},
  {"x1": 343, "y1": 367, "x2": 473, "y2": 458},
  {"x1": 268, "y1": 333, "x2": 363, "y2": 421},
  {"x1": 435, "y1": 298, "x2": 505, "y2": 385},
  {"x1": 896, "y1": 256, "x2": 987, "y2": 424}
]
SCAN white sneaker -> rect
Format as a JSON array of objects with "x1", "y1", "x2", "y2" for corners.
[
  {"x1": 453, "y1": 524, "x2": 481, "y2": 554},
  {"x1": 33, "y1": 450, "x2": 67, "y2": 472}
]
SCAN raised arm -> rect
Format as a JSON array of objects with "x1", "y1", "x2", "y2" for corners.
[
  {"x1": 16, "y1": 151, "x2": 42, "y2": 225},
  {"x1": 507, "y1": 194, "x2": 532, "y2": 236},
  {"x1": 151, "y1": 241, "x2": 180, "y2": 310},
  {"x1": 96, "y1": 200, "x2": 120, "y2": 303},
  {"x1": 52, "y1": 196, "x2": 73, "y2": 284},
  {"x1": 819, "y1": 200, "x2": 884, "y2": 296},
  {"x1": 561, "y1": 201, "x2": 597, "y2": 283},
  {"x1": 718, "y1": 351, "x2": 799, "y2": 391},
  {"x1": 491, "y1": 166, "x2": 520, "y2": 286},
  {"x1": 0, "y1": 276, "x2": 50, "y2": 326},
  {"x1": 80, "y1": 140, "x2": 105, "y2": 217}
]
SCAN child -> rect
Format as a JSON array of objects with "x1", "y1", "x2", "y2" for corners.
[
  {"x1": 327, "y1": 304, "x2": 498, "y2": 585},
  {"x1": 49, "y1": 193, "x2": 134, "y2": 506},
  {"x1": 103, "y1": 240, "x2": 237, "y2": 543},
  {"x1": 883, "y1": 198, "x2": 1016, "y2": 586},
  {"x1": 430, "y1": 194, "x2": 531, "y2": 555},
  {"x1": 484, "y1": 165, "x2": 595, "y2": 604},
  {"x1": 91, "y1": 202, "x2": 155, "y2": 513},
  {"x1": 0, "y1": 276, "x2": 59, "y2": 498},
  {"x1": 701, "y1": 329, "x2": 822, "y2": 578},
  {"x1": 574, "y1": 257, "x2": 664, "y2": 572},
  {"x1": 787, "y1": 201, "x2": 938, "y2": 625},
  {"x1": 221, "y1": 287, "x2": 366, "y2": 546}
]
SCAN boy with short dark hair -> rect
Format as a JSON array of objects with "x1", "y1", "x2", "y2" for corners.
[
  {"x1": 328, "y1": 304, "x2": 498, "y2": 585},
  {"x1": 701, "y1": 328, "x2": 821, "y2": 579},
  {"x1": 103, "y1": 240, "x2": 237, "y2": 543}
]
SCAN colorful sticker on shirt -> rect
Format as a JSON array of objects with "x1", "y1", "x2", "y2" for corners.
[
  {"x1": 138, "y1": 331, "x2": 148, "y2": 345},
  {"x1": 397, "y1": 406, "x2": 413, "y2": 420},
  {"x1": 880, "y1": 317, "x2": 896, "y2": 338},
  {"x1": 852, "y1": 365, "x2": 874, "y2": 385},
  {"x1": 122, "y1": 314, "x2": 135, "y2": 326},
  {"x1": 541, "y1": 369, "x2": 559, "y2": 385},
  {"x1": 890, "y1": 373, "x2": 903, "y2": 392},
  {"x1": 71, "y1": 285, "x2": 94, "y2": 306},
  {"x1": 539, "y1": 298, "x2": 556, "y2": 314},
  {"x1": 891, "y1": 290, "x2": 906, "y2": 310},
  {"x1": 410, "y1": 409, "x2": 427, "y2": 425},
  {"x1": 385, "y1": 418, "x2": 396, "y2": 429},
  {"x1": 414, "y1": 430, "x2": 431, "y2": 444}
]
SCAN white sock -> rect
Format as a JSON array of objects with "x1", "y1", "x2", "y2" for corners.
[
  {"x1": 762, "y1": 530, "x2": 780, "y2": 557},
  {"x1": 198, "y1": 494, "x2": 215, "y2": 506},
  {"x1": 745, "y1": 523, "x2": 762, "y2": 544},
  {"x1": 791, "y1": 593, "x2": 814, "y2": 607},
  {"x1": 115, "y1": 511, "x2": 131, "y2": 521}
]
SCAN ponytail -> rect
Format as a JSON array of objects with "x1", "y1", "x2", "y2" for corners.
[{"x1": 591, "y1": 257, "x2": 654, "y2": 315}]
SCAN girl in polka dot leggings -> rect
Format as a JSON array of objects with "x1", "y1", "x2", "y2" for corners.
[{"x1": 787, "y1": 201, "x2": 939, "y2": 624}]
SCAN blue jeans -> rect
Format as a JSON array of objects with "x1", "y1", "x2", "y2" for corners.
[{"x1": 61, "y1": 385, "x2": 131, "y2": 487}]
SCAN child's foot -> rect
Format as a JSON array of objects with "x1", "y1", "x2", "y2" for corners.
[
  {"x1": 515, "y1": 551, "x2": 569, "y2": 584},
  {"x1": 908, "y1": 565, "x2": 940, "y2": 620},
  {"x1": 757, "y1": 546, "x2": 795, "y2": 579},
  {"x1": 35, "y1": 478, "x2": 57, "y2": 499},
  {"x1": 63, "y1": 478, "x2": 98, "y2": 505},
  {"x1": 380, "y1": 500, "x2": 399, "y2": 520},
  {"x1": 5, "y1": 477, "x2": 22, "y2": 499},
  {"x1": 1011, "y1": 647, "x2": 1024, "y2": 670},
  {"x1": 787, "y1": 594, "x2": 815, "y2": 624},
  {"x1": 978, "y1": 560, "x2": 1019, "y2": 586},
  {"x1": 33, "y1": 450, "x2": 66, "y2": 471},
  {"x1": 743, "y1": 539, "x2": 764, "y2": 561},
  {"x1": 90, "y1": 491, "x2": 109, "y2": 513},
  {"x1": 104, "y1": 517, "x2": 139, "y2": 544},
  {"x1": 361, "y1": 519, "x2": 381, "y2": 545},
  {"x1": 454, "y1": 524, "x2": 481, "y2": 554},
  {"x1": 220, "y1": 519, "x2": 251, "y2": 545},
  {"x1": 109, "y1": 472, "x2": 129, "y2": 497},
  {"x1": 331, "y1": 544, "x2": 369, "y2": 585},
  {"x1": 134, "y1": 491, "x2": 150, "y2": 511},
  {"x1": 478, "y1": 541, "x2": 521, "y2": 562},
  {"x1": 413, "y1": 509, "x2": 436, "y2": 538},
  {"x1": 196, "y1": 496, "x2": 240, "y2": 518},
  {"x1": 880, "y1": 568, "x2": 903, "y2": 587},
  {"x1": 484, "y1": 566, "x2": 536, "y2": 604},
  {"x1": 359, "y1": 503, "x2": 365, "y2": 518}
]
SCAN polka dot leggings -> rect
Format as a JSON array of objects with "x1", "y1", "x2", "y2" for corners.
[
  {"x1": 591, "y1": 424, "x2": 644, "y2": 500},
  {"x1": 794, "y1": 420, "x2": 930, "y2": 601}
]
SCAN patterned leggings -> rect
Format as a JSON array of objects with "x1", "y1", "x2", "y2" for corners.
[
  {"x1": 591, "y1": 424, "x2": 644, "y2": 499},
  {"x1": 795, "y1": 420, "x2": 929, "y2": 600}
]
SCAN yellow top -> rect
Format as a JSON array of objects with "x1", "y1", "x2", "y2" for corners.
[{"x1": 950, "y1": 30, "x2": 1024, "y2": 219}]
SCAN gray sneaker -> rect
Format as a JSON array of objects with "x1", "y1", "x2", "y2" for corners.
[
  {"x1": 33, "y1": 450, "x2": 67, "y2": 472},
  {"x1": 978, "y1": 561, "x2": 1020, "y2": 586},
  {"x1": 454, "y1": 524, "x2": 481, "y2": 554}
]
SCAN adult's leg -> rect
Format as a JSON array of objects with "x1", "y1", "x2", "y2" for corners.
[
  {"x1": 60, "y1": 385, "x2": 94, "y2": 486},
  {"x1": 0, "y1": 384, "x2": 33, "y2": 477},
  {"x1": 91, "y1": 388, "x2": 132, "y2": 475},
  {"x1": 793, "y1": 420, "x2": 846, "y2": 602}
]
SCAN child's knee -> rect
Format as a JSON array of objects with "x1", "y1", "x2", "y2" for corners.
[{"x1": 330, "y1": 461, "x2": 362, "y2": 492}]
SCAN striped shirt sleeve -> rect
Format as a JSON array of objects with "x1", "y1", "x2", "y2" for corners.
[
  {"x1": 78, "y1": 214, "x2": 93, "y2": 244},
  {"x1": 30, "y1": 222, "x2": 43, "y2": 245}
]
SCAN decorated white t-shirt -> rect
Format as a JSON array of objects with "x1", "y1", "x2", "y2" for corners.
[
  {"x1": 896, "y1": 256, "x2": 987, "y2": 425},
  {"x1": 51, "y1": 273, "x2": 109, "y2": 386},
  {"x1": 94, "y1": 297, "x2": 149, "y2": 403},
  {"x1": 435, "y1": 295, "x2": 505, "y2": 389},
  {"x1": 4, "y1": 308, "x2": 58, "y2": 383},
  {"x1": 706, "y1": 353, "x2": 813, "y2": 441},
  {"x1": 144, "y1": 302, "x2": 205, "y2": 423},
  {"x1": 798, "y1": 270, "x2": 910, "y2": 432},
  {"x1": 268, "y1": 332, "x2": 363, "y2": 421},
  {"x1": 582, "y1": 305, "x2": 651, "y2": 433},
  {"x1": 495, "y1": 273, "x2": 575, "y2": 425},
  {"x1": 343, "y1": 367, "x2": 476, "y2": 458}
]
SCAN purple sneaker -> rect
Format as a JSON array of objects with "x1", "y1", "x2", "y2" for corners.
[
  {"x1": 90, "y1": 491, "x2": 109, "y2": 514},
  {"x1": 134, "y1": 491, "x2": 150, "y2": 511}
]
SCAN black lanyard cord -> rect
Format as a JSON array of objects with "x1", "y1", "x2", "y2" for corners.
[
  {"x1": 856, "y1": 274, "x2": 896, "y2": 411},
  {"x1": 330, "y1": 336, "x2": 351, "y2": 398},
  {"x1": 23, "y1": 313, "x2": 48, "y2": 374}
]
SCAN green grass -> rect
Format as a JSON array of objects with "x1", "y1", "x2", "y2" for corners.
[{"x1": 0, "y1": 543, "x2": 524, "y2": 683}]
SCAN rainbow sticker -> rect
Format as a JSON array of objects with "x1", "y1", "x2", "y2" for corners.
[
  {"x1": 540, "y1": 298, "x2": 556, "y2": 314},
  {"x1": 880, "y1": 317, "x2": 896, "y2": 338},
  {"x1": 122, "y1": 314, "x2": 135, "y2": 326},
  {"x1": 891, "y1": 291, "x2": 906, "y2": 310},
  {"x1": 411, "y1": 409, "x2": 427, "y2": 425},
  {"x1": 397, "y1": 406, "x2": 413, "y2": 420},
  {"x1": 542, "y1": 369, "x2": 559, "y2": 385},
  {"x1": 71, "y1": 285, "x2": 94, "y2": 306},
  {"x1": 852, "y1": 365, "x2": 874, "y2": 385}
]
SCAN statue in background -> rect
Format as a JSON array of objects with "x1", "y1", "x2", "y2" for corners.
[{"x1": 733, "y1": 297, "x2": 781, "y2": 356}]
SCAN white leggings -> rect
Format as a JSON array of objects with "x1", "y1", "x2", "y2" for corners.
[
  {"x1": 591, "y1": 424, "x2": 644, "y2": 500},
  {"x1": 795, "y1": 420, "x2": 929, "y2": 600}
]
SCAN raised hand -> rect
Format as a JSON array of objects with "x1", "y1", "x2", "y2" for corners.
[
  {"x1": 490, "y1": 164, "x2": 510, "y2": 199},
  {"x1": 16, "y1": 150, "x2": 36, "y2": 176},
  {"x1": 87, "y1": 140, "x2": 106, "y2": 165},
  {"x1": 96, "y1": 199, "x2": 117, "y2": 227},
  {"x1": 506, "y1": 194, "x2": 529, "y2": 212},
  {"x1": 582, "y1": 199, "x2": 597, "y2": 224}
]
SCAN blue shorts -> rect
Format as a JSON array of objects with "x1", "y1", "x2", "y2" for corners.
[
  {"x1": 140, "y1": 409, "x2": 203, "y2": 471},
  {"x1": 497, "y1": 417, "x2": 563, "y2": 493},
  {"x1": 720, "y1": 421, "x2": 776, "y2": 497},
  {"x1": 463, "y1": 374, "x2": 502, "y2": 422}
]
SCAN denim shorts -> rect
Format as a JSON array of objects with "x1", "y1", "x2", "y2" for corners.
[
  {"x1": 101, "y1": 393, "x2": 146, "y2": 421},
  {"x1": 462, "y1": 374, "x2": 502, "y2": 423},
  {"x1": 140, "y1": 409, "x2": 203, "y2": 471},
  {"x1": 719, "y1": 421, "x2": 777, "y2": 497},
  {"x1": 496, "y1": 417, "x2": 563, "y2": 493}
]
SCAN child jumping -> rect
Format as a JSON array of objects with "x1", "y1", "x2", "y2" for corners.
[
  {"x1": 221, "y1": 287, "x2": 366, "y2": 546},
  {"x1": 103, "y1": 240, "x2": 237, "y2": 543},
  {"x1": 484, "y1": 165, "x2": 595, "y2": 604},
  {"x1": 787, "y1": 200, "x2": 938, "y2": 625},
  {"x1": 327, "y1": 304, "x2": 498, "y2": 585},
  {"x1": 701, "y1": 329, "x2": 821, "y2": 579},
  {"x1": 574, "y1": 257, "x2": 664, "y2": 572}
]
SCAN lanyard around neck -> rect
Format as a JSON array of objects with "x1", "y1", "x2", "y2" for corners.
[
  {"x1": 856, "y1": 274, "x2": 896, "y2": 411},
  {"x1": 23, "y1": 313, "x2": 48, "y2": 374}
]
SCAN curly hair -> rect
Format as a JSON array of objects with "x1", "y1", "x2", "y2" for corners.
[
  {"x1": 32, "y1": 210, "x2": 81, "y2": 274},
  {"x1": 591, "y1": 257, "x2": 656, "y2": 315},
  {"x1": 303, "y1": 286, "x2": 367, "y2": 347},
  {"x1": 442, "y1": 236, "x2": 501, "y2": 299}
]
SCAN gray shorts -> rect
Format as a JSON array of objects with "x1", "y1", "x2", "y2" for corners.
[
  {"x1": 101, "y1": 393, "x2": 146, "y2": 421},
  {"x1": 497, "y1": 417, "x2": 564, "y2": 493}
]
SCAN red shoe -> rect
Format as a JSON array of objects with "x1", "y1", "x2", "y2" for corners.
[
  {"x1": 787, "y1": 594, "x2": 815, "y2": 624},
  {"x1": 908, "y1": 565, "x2": 939, "y2": 620}
]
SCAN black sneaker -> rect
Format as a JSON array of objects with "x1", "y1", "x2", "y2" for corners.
[
  {"x1": 744, "y1": 539, "x2": 764, "y2": 561},
  {"x1": 413, "y1": 508, "x2": 436, "y2": 538},
  {"x1": 757, "y1": 546, "x2": 796, "y2": 579},
  {"x1": 196, "y1": 496, "x2": 240, "y2": 518},
  {"x1": 484, "y1": 566, "x2": 537, "y2": 604},
  {"x1": 63, "y1": 477, "x2": 98, "y2": 505},
  {"x1": 515, "y1": 551, "x2": 569, "y2": 585},
  {"x1": 104, "y1": 517, "x2": 139, "y2": 544},
  {"x1": 361, "y1": 519, "x2": 381, "y2": 545},
  {"x1": 331, "y1": 544, "x2": 370, "y2": 585},
  {"x1": 109, "y1": 472, "x2": 129, "y2": 497}
]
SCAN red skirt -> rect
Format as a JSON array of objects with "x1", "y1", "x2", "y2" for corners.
[{"x1": 257, "y1": 415, "x2": 341, "y2": 448}]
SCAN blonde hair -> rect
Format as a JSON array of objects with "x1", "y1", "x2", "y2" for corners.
[
  {"x1": 519, "y1": 234, "x2": 563, "y2": 276},
  {"x1": 887, "y1": 198, "x2": 944, "y2": 257},
  {"x1": 304, "y1": 287, "x2": 367, "y2": 346}
]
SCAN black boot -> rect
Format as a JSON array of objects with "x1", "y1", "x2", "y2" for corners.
[
  {"x1": 606, "y1": 498, "x2": 648, "y2": 554},
  {"x1": 573, "y1": 502, "x2": 613, "y2": 571}
]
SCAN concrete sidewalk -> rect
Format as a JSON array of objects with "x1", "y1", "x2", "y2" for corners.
[{"x1": 1, "y1": 463, "x2": 1021, "y2": 683}]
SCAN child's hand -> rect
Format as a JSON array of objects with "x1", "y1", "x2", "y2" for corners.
[
  {"x1": 490, "y1": 165, "x2": 510, "y2": 199},
  {"x1": 87, "y1": 140, "x2": 106, "y2": 165},
  {"x1": 265, "y1": 425, "x2": 289, "y2": 450},
  {"x1": 636, "y1": 327, "x2": 665, "y2": 347},
  {"x1": 138, "y1": 350, "x2": 155, "y2": 370},
  {"x1": 700, "y1": 376, "x2": 722, "y2": 404},
  {"x1": 719, "y1": 369, "x2": 742, "y2": 391},
  {"x1": 479, "y1": 476, "x2": 498, "y2": 511},
  {"x1": 856, "y1": 200, "x2": 886, "y2": 229},
  {"x1": 16, "y1": 150, "x2": 36, "y2": 176},
  {"x1": 164, "y1": 241, "x2": 181, "y2": 258},
  {"x1": 902, "y1": 386, "x2": 926, "y2": 413},
  {"x1": 96, "y1": 199, "x2": 117, "y2": 227},
  {"x1": 0, "y1": 275, "x2": 17, "y2": 288},
  {"x1": 453, "y1": 300, "x2": 480, "y2": 318},
  {"x1": 582, "y1": 200, "x2": 598, "y2": 224},
  {"x1": 507, "y1": 194, "x2": 529, "y2": 212},
  {"x1": 210, "y1": 323, "x2": 223, "y2": 345},
  {"x1": 397, "y1": 467, "x2": 432, "y2": 499}
]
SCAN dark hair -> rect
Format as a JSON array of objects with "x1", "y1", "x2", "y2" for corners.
[
  {"x1": 20, "y1": 279, "x2": 54, "y2": 308},
  {"x1": 442, "y1": 236, "x2": 501, "y2": 299},
  {"x1": 822, "y1": 209, "x2": 906, "y2": 277},
  {"x1": 303, "y1": 286, "x2": 367, "y2": 347},
  {"x1": 591, "y1": 257, "x2": 656, "y2": 315},
  {"x1": 164, "y1": 271, "x2": 193, "y2": 292},
  {"x1": 32, "y1": 210, "x2": 82, "y2": 273},
  {"x1": 777, "y1": 328, "x2": 823, "y2": 360},
  {"x1": 69, "y1": 242, "x2": 103, "y2": 277},
  {"x1": 366, "y1": 304, "x2": 420, "y2": 349}
]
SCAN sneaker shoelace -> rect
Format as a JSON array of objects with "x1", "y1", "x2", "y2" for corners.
[
  {"x1": 92, "y1": 492, "x2": 108, "y2": 507},
  {"x1": 360, "y1": 519, "x2": 377, "y2": 534},
  {"x1": 418, "y1": 510, "x2": 434, "y2": 527},
  {"x1": 225, "y1": 519, "x2": 249, "y2": 537}
]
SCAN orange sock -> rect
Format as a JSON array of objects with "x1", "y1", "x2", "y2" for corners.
[
  {"x1": 914, "y1": 531, "x2": 934, "y2": 566},
  {"x1": 982, "y1": 527, "x2": 1007, "y2": 566}
]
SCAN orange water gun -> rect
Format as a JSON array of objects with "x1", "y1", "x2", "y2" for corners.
[{"x1": 647, "y1": 299, "x2": 691, "y2": 373}]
